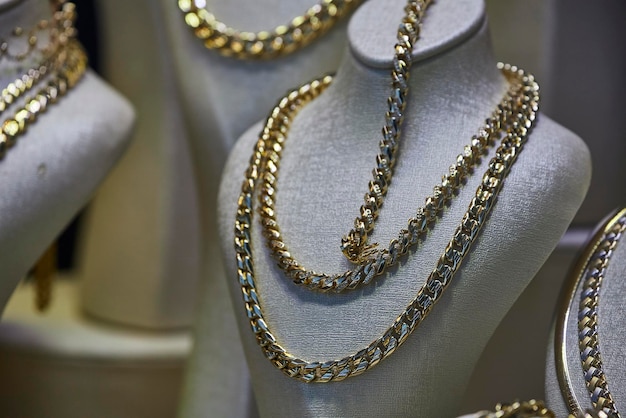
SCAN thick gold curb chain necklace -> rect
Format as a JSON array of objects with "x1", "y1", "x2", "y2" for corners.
[
  {"x1": 556, "y1": 208, "x2": 626, "y2": 418},
  {"x1": 235, "y1": 65, "x2": 538, "y2": 382},
  {"x1": 177, "y1": 0, "x2": 362, "y2": 59},
  {"x1": 261, "y1": 0, "x2": 433, "y2": 292}
]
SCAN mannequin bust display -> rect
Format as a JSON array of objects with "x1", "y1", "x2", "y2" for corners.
[
  {"x1": 79, "y1": 0, "x2": 201, "y2": 330},
  {"x1": 162, "y1": 1, "x2": 359, "y2": 416},
  {"x1": 545, "y1": 209, "x2": 626, "y2": 417},
  {"x1": 0, "y1": 0, "x2": 134, "y2": 313},
  {"x1": 217, "y1": 0, "x2": 591, "y2": 416}
]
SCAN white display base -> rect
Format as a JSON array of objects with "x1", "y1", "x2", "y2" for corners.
[{"x1": 0, "y1": 278, "x2": 191, "y2": 418}]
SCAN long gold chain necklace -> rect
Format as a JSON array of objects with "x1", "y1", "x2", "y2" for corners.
[
  {"x1": 177, "y1": 0, "x2": 362, "y2": 59},
  {"x1": 259, "y1": 0, "x2": 530, "y2": 295},
  {"x1": 260, "y1": 0, "x2": 433, "y2": 291},
  {"x1": 234, "y1": 64, "x2": 539, "y2": 381},
  {"x1": 261, "y1": 81, "x2": 528, "y2": 292},
  {"x1": 556, "y1": 208, "x2": 626, "y2": 418}
]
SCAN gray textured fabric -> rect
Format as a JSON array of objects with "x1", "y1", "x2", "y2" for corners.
[
  {"x1": 546, "y1": 225, "x2": 626, "y2": 416},
  {"x1": 217, "y1": 1, "x2": 591, "y2": 416}
]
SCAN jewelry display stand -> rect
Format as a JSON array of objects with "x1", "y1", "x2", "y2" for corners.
[
  {"x1": 79, "y1": 0, "x2": 201, "y2": 330},
  {"x1": 161, "y1": 1, "x2": 355, "y2": 416},
  {"x1": 546, "y1": 210, "x2": 626, "y2": 417},
  {"x1": 0, "y1": 0, "x2": 134, "y2": 312},
  {"x1": 217, "y1": 0, "x2": 590, "y2": 416}
]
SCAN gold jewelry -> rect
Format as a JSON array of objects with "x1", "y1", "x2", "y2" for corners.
[
  {"x1": 261, "y1": 79, "x2": 529, "y2": 292},
  {"x1": 260, "y1": 0, "x2": 434, "y2": 291},
  {"x1": 177, "y1": 0, "x2": 362, "y2": 59},
  {"x1": 234, "y1": 64, "x2": 539, "y2": 381},
  {"x1": 475, "y1": 399, "x2": 556, "y2": 418},
  {"x1": 1, "y1": 11, "x2": 86, "y2": 157},
  {"x1": 555, "y1": 208, "x2": 626, "y2": 418},
  {"x1": 0, "y1": 1, "x2": 75, "y2": 64}
]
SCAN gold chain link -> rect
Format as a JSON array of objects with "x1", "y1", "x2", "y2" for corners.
[
  {"x1": 177, "y1": 0, "x2": 363, "y2": 59},
  {"x1": 339, "y1": 0, "x2": 431, "y2": 263}
]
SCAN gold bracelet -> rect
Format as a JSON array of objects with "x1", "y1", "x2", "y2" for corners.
[{"x1": 177, "y1": 0, "x2": 362, "y2": 59}]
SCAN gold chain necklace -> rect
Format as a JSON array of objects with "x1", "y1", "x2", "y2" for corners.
[
  {"x1": 260, "y1": 0, "x2": 434, "y2": 291},
  {"x1": 261, "y1": 79, "x2": 527, "y2": 292},
  {"x1": 234, "y1": 64, "x2": 539, "y2": 381},
  {"x1": 177, "y1": 0, "x2": 362, "y2": 59},
  {"x1": 556, "y1": 208, "x2": 626, "y2": 418}
]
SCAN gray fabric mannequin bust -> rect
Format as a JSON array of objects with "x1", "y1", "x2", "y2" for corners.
[
  {"x1": 164, "y1": 0, "x2": 356, "y2": 416},
  {"x1": 546, "y1": 217, "x2": 626, "y2": 416},
  {"x1": 217, "y1": 0, "x2": 590, "y2": 416},
  {"x1": 0, "y1": 0, "x2": 134, "y2": 312}
]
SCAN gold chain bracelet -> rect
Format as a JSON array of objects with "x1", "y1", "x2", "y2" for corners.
[
  {"x1": 556, "y1": 208, "x2": 626, "y2": 418},
  {"x1": 177, "y1": 0, "x2": 362, "y2": 59},
  {"x1": 234, "y1": 64, "x2": 539, "y2": 381}
]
